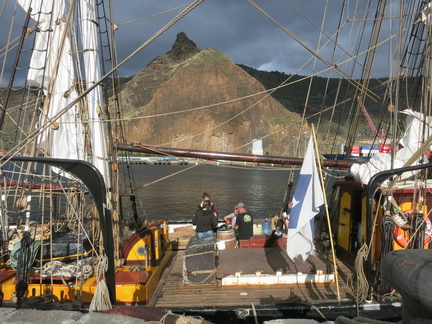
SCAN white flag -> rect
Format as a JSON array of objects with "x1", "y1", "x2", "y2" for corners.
[{"x1": 286, "y1": 136, "x2": 324, "y2": 260}]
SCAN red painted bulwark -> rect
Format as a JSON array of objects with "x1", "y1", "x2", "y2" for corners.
[
  {"x1": 115, "y1": 270, "x2": 150, "y2": 285},
  {"x1": 0, "y1": 270, "x2": 15, "y2": 282},
  {"x1": 239, "y1": 235, "x2": 287, "y2": 248}
]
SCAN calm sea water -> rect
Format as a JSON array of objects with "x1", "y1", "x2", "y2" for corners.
[{"x1": 128, "y1": 163, "x2": 299, "y2": 222}]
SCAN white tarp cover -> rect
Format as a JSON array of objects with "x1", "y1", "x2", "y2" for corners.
[{"x1": 350, "y1": 109, "x2": 432, "y2": 185}]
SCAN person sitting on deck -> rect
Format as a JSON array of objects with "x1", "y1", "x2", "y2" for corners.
[
  {"x1": 265, "y1": 202, "x2": 292, "y2": 247},
  {"x1": 280, "y1": 201, "x2": 292, "y2": 237},
  {"x1": 192, "y1": 200, "x2": 218, "y2": 239},
  {"x1": 234, "y1": 203, "x2": 254, "y2": 240},
  {"x1": 223, "y1": 207, "x2": 239, "y2": 227},
  {"x1": 196, "y1": 192, "x2": 218, "y2": 217}
]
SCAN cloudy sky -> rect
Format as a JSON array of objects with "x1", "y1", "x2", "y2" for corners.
[
  {"x1": 109, "y1": 0, "x2": 332, "y2": 77},
  {"x1": 0, "y1": 0, "x2": 416, "y2": 86},
  {"x1": 107, "y1": 0, "x2": 405, "y2": 79},
  {"x1": 110, "y1": 0, "x2": 362, "y2": 77}
]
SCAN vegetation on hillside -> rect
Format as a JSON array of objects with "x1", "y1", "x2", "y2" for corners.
[
  {"x1": 1, "y1": 62, "x2": 414, "y2": 153},
  {"x1": 238, "y1": 64, "x2": 412, "y2": 145}
]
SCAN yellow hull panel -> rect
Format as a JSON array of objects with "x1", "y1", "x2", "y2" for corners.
[
  {"x1": 0, "y1": 245, "x2": 172, "y2": 305},
  {"x1": 115, "y1": 245, "x2": 172, "y2": 304}
]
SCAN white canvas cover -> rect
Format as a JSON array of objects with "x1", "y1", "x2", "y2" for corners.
[{"x1": 351, "y1": 109, "x2": 432, "y2": 184}]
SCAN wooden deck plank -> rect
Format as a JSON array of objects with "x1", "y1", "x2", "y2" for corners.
[{"x1": 152, "y1": 249, "x2": 354, "y2": 308}]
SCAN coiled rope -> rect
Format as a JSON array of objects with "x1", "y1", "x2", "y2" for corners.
[
  {"x1": 41, "y1": 258, "x2": 94, "y2": 287},
  {"x1": 346, "y1": 243, "x2": 369, "y2": 305},
  {"x1": 89, "y1": 254, "x2": 111, "y2": 311},
  {"x1": 376, "y1": 218, "x2": 394, "y2": 295}
]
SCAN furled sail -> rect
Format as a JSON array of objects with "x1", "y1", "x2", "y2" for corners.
[
  {"x1": 350, "y1": 109, "x2": 432, "y2": 184},
  {"x1": 18, "y1": 0, "x2": 85, "y2": 163},
  {"x1": 79, "y1": 0, "x2": 110, "y2": 188},
  {"x1": 18, "y1": 0, "x2": 110, "y2": 186}
]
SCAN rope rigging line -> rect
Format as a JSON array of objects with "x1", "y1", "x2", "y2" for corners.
[
  {"x1": 56, "y1": 182, "x2": 100, "y2": 258},
  {"x1": 93, "y1": 0, "x2": 412, "y2": 153},
  {"x1": 138, "y1": 88, "x2": 364, "y2": 151},
  {"x1": 248, "y1": 0, "x2": 420, "y2": 105},
  {"x1": 130, "y1": 144, "x2": 297, "y2": 194},
  {"x1": 8, "y1": 1, "x2": 407, "y2": 160},
  {"x1": 284, "y1": 0, "x2": 396, "y2": 85},
  {"x1": 318, "y1": 1, "x2": 356, "y2": 145},
  {"x1": 2, "y1": 0, "x2": 206, "y2": 166},
  {"x1": 282, "y1": 0, "x2": 358, "y2": 146},
  {"x1": 138, "y1": 64, "x2": 370, "y2": 150},
  {"x1": 346, "y1": 243, "x2": 369, "y2": 305},
  {"x1": 8, "y1": 14, "x2": 404, "y2": 159},
  {"x1": 138, "y1": 162, "x2": 295, "y2": 189},
  {"x1": 139, "y1": 163, "x2": 199, "y2": 189},
  {"x1": 0, "y1": 0, "x2": 22, "y2": 87},
  {"x1": 115, "y1": 3, "x2": 192, "y2": 27},
  {"x1": 0, "y1": 0, "x2": 8, "y2": 19},
  {"x1": 40, "y1": 258, "x2": 94, "y2": 287},
  {"x1": 0, "y1": 179, "x2": 9, "y2": 261},
  {"x1": 37, "y1": 70, "x2": 338, "y2": 127},
  {"x1": 16, "y1": 65, "x2": 381, "y2": 155},
  {"x1": 376, "y1": 217, "x2": 395, "y2": 295},
  {"x1": 293, "y1": 0, "x2": 330, "y2": 153},
  {"x1": 0, "y1": 34, "x2": 21, "y2": 60}
]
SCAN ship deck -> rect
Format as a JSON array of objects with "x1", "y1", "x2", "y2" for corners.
[
  {"x1": 150, "y1": 236, "x2": 402, "y2": 323},
  {"x1": 151, "y1": 248, "x2": 354, "y2": 308}
]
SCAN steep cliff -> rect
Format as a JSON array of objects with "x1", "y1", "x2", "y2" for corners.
[{"x1": 121, "y1": 32, "x2": 307, "y2": 156}]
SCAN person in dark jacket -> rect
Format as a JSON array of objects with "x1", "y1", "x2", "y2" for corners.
[
  {"x1": 192, "y1": 200, "x2": 218, "y2": 239},
  {"x1": 196, "y1": 192, "x2": 218, "y2": 217}
]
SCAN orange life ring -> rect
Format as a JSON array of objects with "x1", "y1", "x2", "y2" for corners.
[{"x1": 393, "y1": 216, "x2": 432, "y2": 248}]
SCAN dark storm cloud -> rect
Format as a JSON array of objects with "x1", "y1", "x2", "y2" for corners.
[
  {"x1": 110, "y1": 0, "x2": 338, "y2": 77},
  {"x1": 0, "y1": 0, "x2": 409, "y2": 87}
]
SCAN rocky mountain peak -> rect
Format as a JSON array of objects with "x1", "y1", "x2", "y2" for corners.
[
  {"x1": 121, "y1": 33, "x2": 307, "y2": 155},
  {"x1": 167, "y1": 32, "x2": 200, "y2": 61}
]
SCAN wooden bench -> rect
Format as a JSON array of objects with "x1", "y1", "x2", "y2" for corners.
[{"x1": 238, "y1": 234, "x2": 287, "y2": 248}]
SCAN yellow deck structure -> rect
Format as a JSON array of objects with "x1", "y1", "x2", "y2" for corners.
[{"x1": 0, "y1": 221, "x2": 172, "y2": 305}]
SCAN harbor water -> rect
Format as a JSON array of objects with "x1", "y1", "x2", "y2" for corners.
[{"x1": 128, "y1": 163, "x2": 299, "y2": 222}]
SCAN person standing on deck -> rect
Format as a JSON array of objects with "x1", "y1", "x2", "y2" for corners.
[
  {"x1": 192, "y1": 200, "x2": 218, "y2": 239},
  {"x1": 196, "y1": 192, "x2": 218, "y2": 217},
  {"x1": 234, "y1": 203, "x2": 254, "y2": 240}
]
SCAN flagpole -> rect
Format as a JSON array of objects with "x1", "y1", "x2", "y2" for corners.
[{"x1": 311, "y1": 125, "x2": 341, "y2": 301}]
